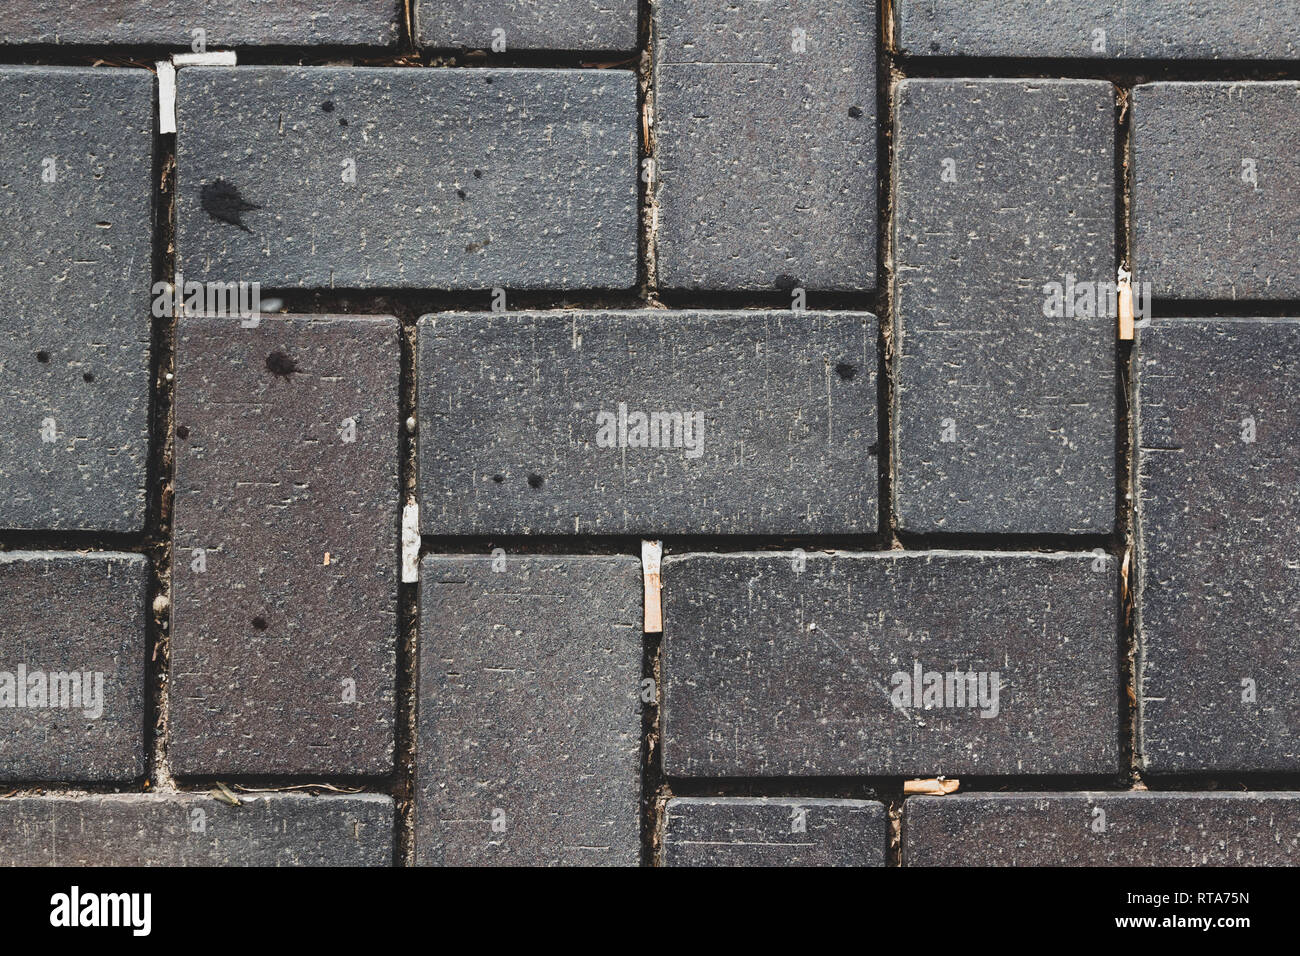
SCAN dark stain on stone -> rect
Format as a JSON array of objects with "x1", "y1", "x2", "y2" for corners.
[
  {"x1": 491, "y1": 474, "x2": 504, "y2": 483},
  {"x1": 527, "y1": 473, "x2": 543, "y2": 489},
  {"x1": 201, "y1": 179, "x2": 261, "y2": 234},
  {"x1": 456, "y1": 189, "x2": 467, "y2": 200},
  {"x1": 339, "y1": 118, "x2": 348, "y2": 127},
  {"x1": 82, "y1": 372, "x2": 94, "y2": 383},
  {"x1": 321, "y1": 100, "x2": 335, "y2": 113},
  {"x1": 176, "y1": 425, "x2": 190, "y2": 440},
  {"x1": 36, "y1": 350, "x2": 49, "y2": 363},
  {"x1": 836, "y1": 362, "x2": 857, "y2": 381},
  {"x1": 868, "y1": 441, "x2": 879, "y2": 456},
  {"x1": 773, "y1": 274, "x2": 799, "y2": 291},
  {"x1": 473, "y1": 169, "x2": 483, "y2": 178},
  {"x1": 848, "y1": 105, "x2": 863, "y2": 118},
  {"x1": 251, "y1": 615, "x2": 269, "y2": 631},
  {"x1": 266, "y1": 351, "x2": 300, "y2": 378},
  {"x1": 465, "y1": 238, "x2": 490, "y2": 253}
]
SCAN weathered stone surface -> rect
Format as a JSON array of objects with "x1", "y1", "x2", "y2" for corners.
[
  {"x1": 662, "y1": 797, "x2": 887, "y2": 867},
  {"x1": 175, "y1": 67, "x2": 637, "y2": 291},
  {"x1": 662, "y1": 551, "x2": 1118, "y2": 777},
  {"x1": 0, "y1": 67, "x2": 152, "y2": 532},
  {"x1": 417, "y1": 0, "x2": 637, "y2": 51},
  {"x1": 0, "y1": 552, "x2": 147, "y2": 782},
  {"x1": 893, "y1": 79, "x2": 1115, "y2": 533},
  {"x1": 897, "y1": 1, "x2": 1300, "y2": 60},
  {"x1": 169, "y1": 315, "x2": 400, "y2": 776},
  {"x1": 417, "y1": 310, "x2": 878, "y2": 535},
  {"x1": 653, "y1": 0, "x2": 877, "y2": 291},
  {"x1": 1136, "y1": 318, "x2": 1300, "y2": 772},
  {"x1": 0, "y1": 1, "x2": 400, "y2": 46},
  {"x1": 904, "y1": 792, "x2": 1300, "y2": 866},
  {"x1": 417, "y1": 555, "x2": 642, "y2": 866},
  {"x1": 0, "y1": 793, "x2": 393, "y2": 866},
  {"x1": 1134, "y1": 82, "x2": 1300, "y2": 300}
]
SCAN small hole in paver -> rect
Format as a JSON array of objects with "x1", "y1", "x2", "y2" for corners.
[
  {"x1": 252, "y1": 616, "x2": 268, "y2": 631},
  {"x1": 835, "y1": 362, "x2": 857, "y2": 381},
  {"x1": 266, "y1": 351, "x2": 300, "y2": 378},
  {"x1": 492, "y1": 474, "x2": 505, "y2": 483},
  {"x1": 848, "y1": 105, "x2": 863, "y2": 118},
  {"x1": 83, "y1": 372, "x2": 94, "y2": 383},
  {"x1": 473, "y1": 169, "x2": 483, "y2": 178},
  {"x1": 457, "y1": 189, "x2": 467, "y2": 200},
  {"x1": 176, "y1": 425, "x2": 190, "y2": 440},
  {"x1": 527, "y1": 473, "x2": 543, "y2": 489},
  {"x1": 36, "y1": 351, "x2": 49, "y2": 363},
  {"x1": 339, "y1": 118, "x2": 348, "y2": 127},
  {"x1": 321, "y1": 100, "x2": 335, "y2": 113}
]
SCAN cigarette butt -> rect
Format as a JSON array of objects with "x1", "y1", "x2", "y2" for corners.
[
  {"x1": 641, "y1": 540, "x2": 663, "y2": 634},
  {"x1": 904, "y1": 778, "x2": 960, "y2": 796},
  {"x1": 323, "y1": 552, "x2": 331, "y2": 566},
  {"x1": 1118, "y1": 268, "x2": 1135, "y2": 340}
]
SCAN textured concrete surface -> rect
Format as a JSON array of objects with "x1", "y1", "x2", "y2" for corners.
[
  {"x1": 904, "y1": 792, "x2": 1300, "y2": 866},
  {"x1": 417, "y1": 0, "x2": 637, "y2": 51},
  {"x1": 653, "y1": 0, "x2": 877, "y2": 291},
  {"x1": 417, "y1": 310, "x2": 878, "y2": 535},
  {"x1": 0, "y1": 552, "x2": 147, "y2": 782},
  {"x1": 0, "y1": 67, "x2": 152, "y2": 532},
  {"x1": 662, "y1": 797, "x2": 887, "y2": 866},
  {"x1": 893, "y1": 79, "x2": 1115, "y2": 533},
  {"x1": 175, "y1": 67, "x2": 637, "y2": 291},
  {"x1": 897, "y1": 1, "x2": 1300, "y2": 60},
  {"x1": 662, "y1": 551, "x2": 1118, "y2": 777},
  {"x1": 417, "y1": 555, "x2": 642, "y2": 866},
  {"x1": 169, "y1": 316, "x2": 400, "y2": 776},
  {"x1": 0, "y1": 793, "x2": 394, "y2": 866},
  {"x1": 1136, "y1": 319, "x2": 1300, "y2": 772},
  {"x1": 0, "y1": 1, "x2": 400, "y2": 46},
  {"x1": 1134, "y1": 82, "x2": 1300, "y2": 300}
]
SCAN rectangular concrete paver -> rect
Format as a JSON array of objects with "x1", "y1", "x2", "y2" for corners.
[
  {"x1": 417, "y1": 0, "x2": 637, "y2": 51},
  {"x1": 0, "y1": 552, "x2": 148, "y2": 782},
  {"x1": 662, "y1": 551, "x2": 1118, "y2": 778},
  {"x1": 893, "y1": 78, "x2": 1116, "y2": 533},
  {"x1": 662, "y1": 797, "x2": 887, "y2": 866},
  {"x1": 1136, "y1": 318, "x2": 1300, "y2": 772},
  {"x1": 0, "y1": 793, "x2": 394, "y2": 866},
  {"x1": 417, "y1": 555, "x2": 642, "y2": 866},
  {"x1": 0, "y1": 67, "x2": 153, "y2": 532},
  {"x1": 904, "y1": 792, "x2": 1300, "y2": 866},
  {"x1": 417, "y1": 310, "x2": 878, "y2": 535},
  {"x1": 175, "y1": 67, "x2": 637, "y2": 291},
  {"x1": 169, "y1": 315, "x2": 400, "y2": 776}
]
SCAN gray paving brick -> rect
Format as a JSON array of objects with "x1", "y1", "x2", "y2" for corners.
[
  {"x1": 652, "y1": 0, "x2": 876, "y2": 291},
  {"x1": 1136, "y1": 318, "x2": 1300, "y2": 773},
  {"x1": 893, "y1": 79, "x2": 1116, "y2": 533},
  {"x1": 0, "y1": 552, "x2": 147, "y2": 782},
  {"x1": 169, "y1": 315, "x2": 400, "y2": 776},
  {"x1": 904, "y1": 792, "x2": 1300, "y2": 866},
  {"x1": 662, "y1": 551, "x2": 1118, "y2": 777},
  {"x1": 662, "y1": 797, "x2": 887, "y2": 866},
  {"x1": 0, "y1": 1, "x2": 400, "y2": 47},
  {"x1": 1134, "y1": 82, "x2": 1300, "y2": 300},
  {"x1": 0, "y1": 793, "x2": 393, "y2": 866},
  {"x1": 175, "y1": 67, "x2": 637, "y2": 292},
  {"x1": 897, "y1": 1, "x2": 1300, "y2": 60},
  {"x1": 417, "y1": 0, "x2": 637, "y2": 51},
  {"x1": 0, "y1": 67, "x2": 152, "y2": 532},
  {"x1": 417, "y1": 310, "x2": 878, "y2": 535},
  {"x1": 417, "y1": 555, "x2": 642, "y2": 866}
]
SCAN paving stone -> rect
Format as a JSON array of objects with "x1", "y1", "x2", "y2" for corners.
[
  {"x1": 417, "y1": 0, "x2": 637, "y2": 51},
  {"x1": 893, "y1": 79, "x2": 1116, "y2": 533},
  {"x1": 904, "y1": 792, "x2": 1300, "y2": 866},
  {"x1": 417, "y1": 555, "x2": 642, "y2": 866},
  {"x1": 896, "y1": 1, "x2": 1300, "y2": 60},
  {"x1": 0, "y1": 552, "x2": 147, "y2": 783},
  {"x1": 0, "y1": 67, "x2": 153, "y2": 532},
  {"x1": 175, "y1": 67, "x2": 637, "y2": 292},
  {"x1": 1136, "y1": 318, "x2": 1300, "y2": 772},
  {"x1": 0, "y1": 1, "x2": 400, "y2": 47},
  {"x1": 662, "y1": 551, "x2": 1118, "y2": 777},
  {"x1": 0, "y1": 793, "x2": 393, "y2": 866},
  {"x1": 1133, "y1": 82, "x2": 1300, "y2": 300},
  {"x1": 662, "y1": 797, "x2": 887, "y2": 866},
  {"x1": 652, "y1": 0, "x2": 877, "y2": 291},
  {"x1": 168, "y1": 315, "x2": 400, "y2": 776},
  {"x1": 417, "y1": 310, "x2": 878, "y2": 535}
]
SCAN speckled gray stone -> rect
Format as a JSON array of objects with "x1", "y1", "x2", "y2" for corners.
[
  {"x1": 0, "y1": 1, "x2": 400, "y2": 46},
  {"x1": 417, "y1": 555, "x2": 641, "y2": 866},
  {"x1": 0, "y1": 67, "x2": 152, "y2": 532},
  {"x1": 0, "y1": 552, "x2": 147, "y2": 782},
  {"x1": 904, "y1": 792, "x2": 1300, "y2": 866},
  {"x1": 169, "y1": 315, "x2": 400, "y2": 776},
  {"x1": 1136, "y1": 319, "x2": 1300, "y2": 773},
  {"x1": 897, "y1": 1, "x2": 1300, "y2": 59},
  {"x1": 417, "y1": 0, "x2": 637, "y2": 51},
  {"x1": 175, "y1": 67, "x2": 637, "y2": 291},
  {"x1": 652, "y1": 0, "x2": 876, "y2": 291},
  {"x1": 893, "y1": 79, "x2": 1115, "y2": 533},
  {"x1": 662, "y1": 797, "x2": 887, "y2": 867},
  {"x1": 1134, "y1": 83, "x2": 1300, "y2": 300},
  {"x1": 0, "y1": 793, "x2": 393, "y2": 866},
  {"x1": 662, "y1": 551, "x2": 1118, "y2": 777},
  {"x1": 417, "y1": 310, "x2": 878, "y2": 535}
]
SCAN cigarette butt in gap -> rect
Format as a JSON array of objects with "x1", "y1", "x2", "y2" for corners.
[
  {"x1": 1118, "y1": 267, "x2": 1135, "y2": 341},
  {"x1": 904, "y1": 778, "x2": 960, "y2": 796},
  {"x1": 641, "y1": 540, "x2": 663, "y2": 634}
]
